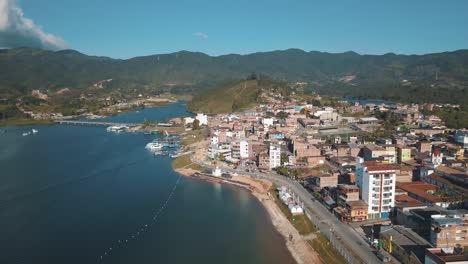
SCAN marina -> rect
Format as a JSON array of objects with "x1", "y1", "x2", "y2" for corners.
[{"x1": 145, "y1": 133, "x2": 183, "y2": 158}]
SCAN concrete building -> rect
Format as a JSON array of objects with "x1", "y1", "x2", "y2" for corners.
[
  {"x1": 363, "y1": 144, "x2": 397, "y2": 164},
  {"x1": 398, "y1": 146, "x2": 412, "y2": 163},
  {"x1": 431, "y1": 147, "x2": 444, "y2": 167},
  {"x1": 396, "y1": 181, "x2": 453, "y2": 208},
  {"x1": 208, "y1": 144, "x2": 232, "y2": 160},
  {"x1": 379, "y1": 225, "x2": 431, "y2": 264},
  {"x1": 307, "y1": 174, "x2": 338, "y2": 189},
  {"x1": 334, "y1": 200, "x2": 368, "y2": 222},
  {"x1": 210, "y1": 134, "x2": 219, "y2": 145},
  {"x1": 196, "y1": 113, "x2": 208, "y2": 126},
  {"x1": 454, "y1": 130, "x2": 468, "y2": 149},
  {"x1": 239, "y1": 140, "x2": 249, "y2": 159},
  {"x1": 262, "y1": 118, "x2": 274, "y2": 127},
  {"x1": 425, "y1": 247, "x2": 468, "y2": 264},
  {"x1": 258, "y1": 152, "x2": 270, "y2": 171},
  {"x1": 418, "y1": 141, "x2": 432, "y2": 154},
  {"x1": 336, "y1": 184, "x2": 360, "y2": 207},
  {"x1": 430, "y1": 213, "x2": 468, "y2": 248},
  {"x1": 231, "y1": 141, "x2": 249, "y2": 159},
  {"x1": 356, "y1": 157, "x2": 398, "y2": 219},
  {"x1": 269, "y1": 144, "x2": 281, "y2": 170}
]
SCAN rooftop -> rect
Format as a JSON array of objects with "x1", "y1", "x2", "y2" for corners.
[
  {"x1": 432, "y1": 216, "x2": 464, "y2": 225},
  {"x1": 426, "y1": 248, "x2": 468, "y2": 263},
  {"x1": 359, "y1": 117, "x2": 379, "y2": 122},
  {"x1": 396, "y1": 181, "x2": 445, "y2": 203},
  {"x1": 364, "y1": 144, "x2": 386, "y2": 151},
  {"x1": 347, "y1": 200, "x2": 368, "y2": 208},
  {"x1": 363, "y1": 161, "x2": 399, "y2": 172},
  {"x1": 395, "y1": 194, "x2": 426, "y2": 208},
  {"x1": 435, "y1": 166, "x2": 468, "y2": 180}
]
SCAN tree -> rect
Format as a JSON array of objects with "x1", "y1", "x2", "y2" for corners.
[
  {"x1": 276, "y1": 111, "x2": 289, "y2": 119},
  {"x1": 246, "y1": 72, "x2": 257, "y2": 80},
  {"x1": 280, "y1": 153, "x2": 289, "y2": 165},
  {"x1": 300, "y1": 107, "x2": 310, "y2": 115},
  {"x1": 216, "y1": 153, "x2": 225, "y2": 161},
  {"x1": 192, "y1": 119, "x2": 200, "y2": 130},
  {"x1": 276, "y1": 166, "x2": 289, "y2": 176}
]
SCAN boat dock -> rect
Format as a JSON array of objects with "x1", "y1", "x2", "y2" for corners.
[
  {"x1": 55, "y1": 120, "x2": 140, "y2": 127},
  {"x1": 55, "y1": 120, "x2": 175, "y2": 128}
]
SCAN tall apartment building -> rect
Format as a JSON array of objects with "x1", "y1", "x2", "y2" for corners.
[
  {"x1": 240, "y1": 140, "x2": 249, "y2": 159},
  {"x1": 269, "y1": 144, "x2": 281, "y2": 170},
  {"x1": 356, "y1": 157, "x2": 397, "y2": 219}
]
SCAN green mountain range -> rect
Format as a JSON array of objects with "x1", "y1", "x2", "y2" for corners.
[{"x1": 1, "y1": 48, "x2": 468, "y2": 107}]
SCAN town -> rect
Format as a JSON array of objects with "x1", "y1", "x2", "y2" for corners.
[{"x1": 181, "y1": 93, "x2": 468, "y2": 264}]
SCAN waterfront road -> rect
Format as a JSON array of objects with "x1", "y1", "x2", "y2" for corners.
[
  {"x1": 193, "y1": 158, "x2": 382, "y2": 264},
  {"x1": 264, "y1": 173, "x2": 381, "y2": 264}
]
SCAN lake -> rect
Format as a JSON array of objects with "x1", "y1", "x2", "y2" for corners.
[{"x1": 0, "y1": 102, "x2": 294, "y2": 264}]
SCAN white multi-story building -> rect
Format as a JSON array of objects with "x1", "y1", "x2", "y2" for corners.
[
  {"x1": 263, "y1": 118, "x2": 274, "y2": 127},
  {"x1": 269, "y1": 144, "x2": 281, "y2": 170},
  {"x1": 208, "y1": 144, "x2": 231, "y2": 160},
  {"x1": 231, "y1": 141, "x2": 249, "y2": 160},
  {"x1": 211, "y1": 135, "x2": 219, "y2": 145},
  {"x1": 240, "y1": 140, "x2": 249, "y2": 159},
  {"x1": 196, "y1": 113, "x2": 208, "y2": 126},
  {"x1": 455, "y1": 130, "x2": 468, "y2": 149},
  {"x1": 356, "y1": 157, "x2": 397, "y2": 219}
]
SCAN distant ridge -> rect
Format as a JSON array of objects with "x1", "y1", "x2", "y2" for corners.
[{"x1": 1, "y1": 47, "x2": 468, "y2": 106}]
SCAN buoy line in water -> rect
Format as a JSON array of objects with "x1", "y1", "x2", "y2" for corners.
[{"x1": 98, "y1": 175, "x2": 182, "y2": 262}]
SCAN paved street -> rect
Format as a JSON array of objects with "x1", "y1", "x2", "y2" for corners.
[{"x1": 194, "y1": 157, "x2": 382, "y2": 264}]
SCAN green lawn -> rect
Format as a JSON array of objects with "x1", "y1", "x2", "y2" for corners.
[
  {"x1": 270, "y1": 186, "x2": 316, "y2": 235},
  {"x1": 172, "y1": 155, "x2": 192, "y2": 169},
  {"x1": 172, "y1": 154, "x2": 206, "y2": 172},
  {"x1": 181, "y1": 128, "x2": 206, "y2": 146},
  {"x1": 187, "y1": 163, "x2": 206, "y2": 172},
  {"x1": 309, "y1": 233, "x2": 348, "y2": 264}
]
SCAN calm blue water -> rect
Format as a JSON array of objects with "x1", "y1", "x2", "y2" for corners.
[
  {"x1": 342, "y1": 98, "x2": 395, "y2": 106},
  {"x1": 0, "y1": 103, "x2": 293, "y2": 264},
  {"x1": 83, "y1": 101, "x2": 192, "y2": 123}
]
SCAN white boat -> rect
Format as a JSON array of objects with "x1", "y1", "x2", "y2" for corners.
[
  {"x1": 22, "y1": 132, "x2": 31, "y2": 136},
  {"x1": 32, "y1": 129, "x2": 39, "y2": 134},
  {"x1": 106, "y1": 125, "x2": 128, "y2": 132},
  {"x1": 145, "y1": 142, "x2": 164, "y2": 151}
]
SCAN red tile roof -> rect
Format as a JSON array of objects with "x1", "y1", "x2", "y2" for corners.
[{"x1": 363, "y1": 161, "x2": 399, "y2": 172}]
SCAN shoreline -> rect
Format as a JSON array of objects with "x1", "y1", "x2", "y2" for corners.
[
  {"x1": 1, "y1": 97, "x2": 186, "y2": 127},
  {"x1": 173, "y1": 166, "x2": 322, "y2": 264}
]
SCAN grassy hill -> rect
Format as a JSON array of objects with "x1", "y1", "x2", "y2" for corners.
[
  {"x1": 187, "y1": 77, "x2": 292, "y2": 114},
  {"x1": 188, "y1": 80, "x2": 261, "y2": 113}
]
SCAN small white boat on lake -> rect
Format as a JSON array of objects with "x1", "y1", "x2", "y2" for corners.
[{"x1": 145, "y1": 142, "x2": 164, "y2": 151}]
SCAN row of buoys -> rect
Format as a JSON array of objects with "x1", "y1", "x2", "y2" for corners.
[{"x1": 99, "y1": 175, "x2": 182, "y2": 262}]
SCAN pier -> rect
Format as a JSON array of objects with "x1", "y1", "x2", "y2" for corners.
[
  {"x1": 55, "y1": 120, "x2": 140, "y2": 127},
  {"x1": 55, "y1": 120, "x2": 175, "y2": 128}
]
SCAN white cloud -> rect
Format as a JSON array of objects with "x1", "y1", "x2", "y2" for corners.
[
  {"x1": 193, "y1": 32, "x2": 208, "y2": 40},
  {"x1": 0, "y1": 0, "x2": 67, "y2": 50}
]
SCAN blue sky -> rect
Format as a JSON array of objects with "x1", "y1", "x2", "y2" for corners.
[{"x1": 4, "y1": 0, "x2": 468, "y2": 58}]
